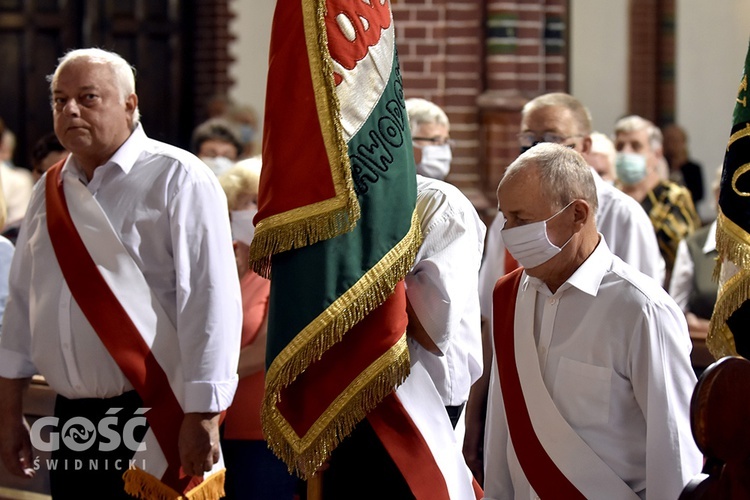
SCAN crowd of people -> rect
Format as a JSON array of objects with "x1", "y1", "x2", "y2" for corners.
[{"x1": 0, "y1": 47, "x2": 718, "y2": 500}]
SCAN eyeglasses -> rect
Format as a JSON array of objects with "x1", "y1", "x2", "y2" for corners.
[
  {"x1": 412, "y1": 136, "x2": 454, "y2": 146},
  {"x1": 517, "y1": 132, "x2": 581, "y2": 148}
]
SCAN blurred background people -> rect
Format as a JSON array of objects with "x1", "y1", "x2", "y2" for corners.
[
  {"x1": 191, "y1": 117, "x2": 243, "y2": 176},
  {"x1": 669, "y1": 165, "x2": 723, "y2": 376},
  {"x1": 614, "y1": 115, "x2": 700, "y2": 287},
  {"x1": 0, "y1": 121, "x2": 33, "y2": 232},
  {"x1": 218, "y1": 157, "x2": 298, "y2": 500},
  {"x1": 30, "y1": 132, "x2": 68, "y2": 183},
  {"x1": 227, "y1": 104, "x2": 260, "y2": 159},
  {"x1": 583, "y1": 131, "x2": 617, "y2": 184},
  {"x1": 663, "y1": 123, "x2": 705, "y2": 206}
]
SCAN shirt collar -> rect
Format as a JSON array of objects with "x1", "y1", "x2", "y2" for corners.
[
  {"x1": 703, "y1": 220, "x2": 717, "y2": 254},
  {"x1": 61, "y1": 123, "x2": 146, "y2": 180},
  {"x1": 524, "y1": 234, "x2": 611, "y2": 298}
]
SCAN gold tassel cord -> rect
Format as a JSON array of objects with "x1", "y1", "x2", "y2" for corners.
[
  {"x1": 707, "y1": 211, "x2": 748, "y2": 358},
  {"x1": 122, "y1": 468, "x2": 226, "y2": 500}
]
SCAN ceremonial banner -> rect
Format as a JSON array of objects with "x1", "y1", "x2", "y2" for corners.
[
  {"x1": 708, "y1": 39, "x2": 750, "y2": 359},
  {"x1": 250, "y1": 0, "x2": 421, "y2": 479}
]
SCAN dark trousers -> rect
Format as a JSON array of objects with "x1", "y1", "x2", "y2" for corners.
[
  {"x1": 321, "y1": 418, "x2": 415, "y2": 500},
  {"x1": 49, "y1": 391, "x2": 148, "y2": 500}
]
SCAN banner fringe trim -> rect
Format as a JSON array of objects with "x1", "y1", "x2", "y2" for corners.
[
  {"x1": 122, "y1": 468, "x2": 226, "y2": 500},
  {"x1": 260, "y1": 210, "x2": 421, "y2": 478},
  {"x1": 262, "y1": 341, "x2": 410, "y2": 479}
]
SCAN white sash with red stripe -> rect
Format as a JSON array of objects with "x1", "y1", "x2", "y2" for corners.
[
  {"x1": 51, "y1": 165, "x2": 225, "y2": 496},
  {"x1": 509, "y1": 277, "x2": 639, "y2": 499}
]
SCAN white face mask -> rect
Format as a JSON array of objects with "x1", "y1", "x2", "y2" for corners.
[
  {"x1": 230, "y1": 206, "x2": 258, "y2": 246},
  {"x1": 416, "y1": 143, "x2": 452, "y2": 180},
  {"x1": 201, "y1": 156, "x2": 234, "y2": 177},
  {"x1": 501, "y1": 202, "x2": 574, "y2": 269}
]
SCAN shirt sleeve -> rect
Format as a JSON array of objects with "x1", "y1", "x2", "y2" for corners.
[
  {"x1": 0, "y1": 202, "x2": 38, "y2": 379},
  {"x1": 668, "y1": 239, "x2": 694, "y2": 312},
  {"x1": 479, "y1": 213, "x2": 506, "y2": 321},
  {"x1": 605, "y1": 191, "x2": 666, "y2": 284},
  {"x1": 170, "y1": 172, "x2": 242, "y2": 413},
  {"x1": 629, "y1": 298, "x2": 703, "y2": 499},
  {"x1": 405, "y1": 187, "x2": 485, "y2": 353}
]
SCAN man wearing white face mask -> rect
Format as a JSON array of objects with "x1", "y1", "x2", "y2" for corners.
[
  {"x1": 483, "y1": 143, "x2": 701, "y2": 500},
  {"x1": 614, "y1": 115, "x2": 700, "y2": 287},
  {"x1": 465, "y1": 94, "x2": 665, "y2": 483},
  {"x1": 406, "y1": 98, "x2": 453, "y2": 180}
]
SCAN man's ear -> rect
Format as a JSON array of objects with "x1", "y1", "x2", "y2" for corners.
[
  {"x1": 572, "y1": 199, "x2": 591, "y2": 228},
  {"x1": 126, "y1": 93, "x2": 138, "y2": 120},
  {"x1": 580, "y1": 135, "x2": 593, "y2": 155}
]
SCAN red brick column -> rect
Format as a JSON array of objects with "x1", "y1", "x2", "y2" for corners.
[
  {"x1": 392, "y1": 0, "x2": 489, "y2": 213},
  {"x1": 193, "y1": 0, "x2": 236, "y2": 123}
]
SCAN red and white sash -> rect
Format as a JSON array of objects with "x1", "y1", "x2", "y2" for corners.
[
  {"x1": 493, "y1": 268, "x2": 639, "y2": 499},
  {"x1": 45, "y1": 162, "x2": 225, "y2": 500}
]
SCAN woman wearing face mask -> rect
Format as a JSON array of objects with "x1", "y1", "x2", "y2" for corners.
[
  {"x1": 192, "y1": 117, "x2": 244, "y2": 177},
  {"x1": 613, "y1": 115, "x2": 700, "y2": 287},
  {"x1": 218, "y1": 158, "x2": 298, "y2": 500},
  {"x1": 406, "y1": 98, "x2": 453, "y2": 180}
]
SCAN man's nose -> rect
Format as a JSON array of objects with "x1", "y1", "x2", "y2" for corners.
[{"x1": 62, "y1": 99, "x2": 80, "y2": 116}]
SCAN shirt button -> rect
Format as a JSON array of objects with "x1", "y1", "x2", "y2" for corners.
[{"x1": 550, "y1": 298, "x2": 557, "y2": 305}]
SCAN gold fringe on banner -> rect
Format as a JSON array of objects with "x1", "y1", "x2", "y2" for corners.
[
  {"x1": 261, "y1": 210, "x2": 422, "y2": 479},
  {"x1": 122, "y1": 467, "x2": 226, "y2": 500},
  {"x1": 707, "y1": 210, "x2": 750, "y2": 358},
  {"x1": 248, "y1": 0, "x2": 361, "y2": 278}
]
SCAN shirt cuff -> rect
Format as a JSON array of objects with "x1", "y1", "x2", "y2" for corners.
[
  {"x1": 0, "y1": 347, "x2": 37, "y2": 379},
  {"x1": 183, "y1": 375, "x2": 239, "y2": 413}
]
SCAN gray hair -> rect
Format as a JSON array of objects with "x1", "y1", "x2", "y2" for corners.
[
  {"x1": 48, "y1": 48, "x2": 140, "y2": 125},
  {"x1": 614, "y1": 115, "x2": 662, "y2": 150},
  {"x1": 522, "y1": 93, "x2": 593, "y2": 136},
  {"x1": 500, "y1": 143, "x2": 598, "y2": 214},
  {"x1": 405, "y1": 98, "x2": 450, "y2": 133}
]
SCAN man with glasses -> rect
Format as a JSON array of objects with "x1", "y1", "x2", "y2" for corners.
[
  {"x1": 464, "y1": 92, "x2": 664, "y2": 484},
  {"x1": 403, "y1": 98, "x2": 485, "y2": 438},
  {"x1": 406, "y1": 98, "x2": 453, "y2": 180}
]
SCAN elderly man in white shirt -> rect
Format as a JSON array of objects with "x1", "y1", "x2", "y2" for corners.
[
  {"x1": 406, "y1": 174, "x2": 485, "y2": 431},
  {"x1": 483, "y1": 143, "x2": 701, "y2": 499},
  {"x1": 404, "y1": 98, "x2": 485, "y2": 437},
  {"x1": 465, "y1": 93, "x2": 665, "y2": 482},
  {"x1": 0, "y1": 48, "x2": 240, "y2": 500}
]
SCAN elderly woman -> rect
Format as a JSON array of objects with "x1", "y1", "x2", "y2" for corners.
[{"x1": 218, "y1": 158, "x2": 297, "y2": 499}]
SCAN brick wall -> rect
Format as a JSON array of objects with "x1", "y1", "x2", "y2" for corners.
[
  {"x1": 392, "y1": 0, "x2": 488, "y2": 211},
  {"x1": 628, "y1": 0, "x2": 675, "y2": 126},
  {"x1": 193, "y1": 0, "x2": 236, "y2": 124},
  {"x1": 393, "y1": 0, "x2": 569, "y2": 221}
]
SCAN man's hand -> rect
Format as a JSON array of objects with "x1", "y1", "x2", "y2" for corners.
[
  {"x1": 178, "y1": 412, "x2": 220, "y2": 477},
  {"x1": 0, "y1": 377, "x2": 34, "y2": 478}
]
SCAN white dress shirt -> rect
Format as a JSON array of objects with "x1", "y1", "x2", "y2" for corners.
[
  {"x1": 0, "y1": 235, "x2": 13, "y2": 329},
  {"x1": 479, "y1": 167, "x2": 665, "y2": 319},
  {"x1": 484, "y1": 238, "x2": 702, "y2": 500},
  {"x1": 0, "y1": 124, "x2": 242, "y2": 413},
  {"x1": 404, "y1": 175, "x2": 485, "y2": 407},
  {"x1": 670, "y1": 220, "x2": 717, "y2": 312}
]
